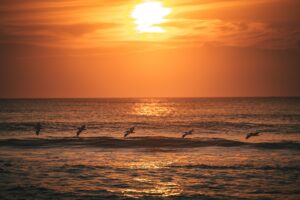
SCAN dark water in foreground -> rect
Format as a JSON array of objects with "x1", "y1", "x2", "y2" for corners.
[{"x1": 0, "y1": 98, "x2": 299, "y2": 199}]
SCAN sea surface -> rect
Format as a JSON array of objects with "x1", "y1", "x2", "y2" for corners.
[{"x1": 0, "y1": 98, "x2": 299, "y2": 200}]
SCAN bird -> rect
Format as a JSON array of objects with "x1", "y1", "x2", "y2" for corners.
[
  {"x1": 76, "y1": 125, "x2": 86, "y2": 137},
  {"x1": 182, "y1": 129, "x2": 194, "y2": 138},
  {"x1": 124, "y1": 127, "x2": 135, "y2": 138},
  {"x1": 35, "y1": 123, "x2": 42, "y2": 136},
  {"x1": 245, "y1": 130, "x2": 261, "y2": 140}
]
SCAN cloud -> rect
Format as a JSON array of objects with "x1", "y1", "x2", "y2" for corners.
[
  {"x1": 0, "y1": 0, "x2": 299, "y2": 49},
  {"x1": 0, "y1": 22, "x2": 119, "y2": 47},
  {"x1": 166, "y1": 19, "x2": 300, "y2": 49},
  {"x1": 163, "y1": 0, "x2": 300, "y2": 49}
]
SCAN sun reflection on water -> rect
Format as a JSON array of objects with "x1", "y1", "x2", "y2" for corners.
[
  {"x1": 108, "y1": 156, "x2": 182, "y2": 198},
  {"x1": 2, "y1": 146, "x2": 300, "y2": 199},
  {"x1": 128, "y1": 160, "x2": 171, "y2": 169},
  {"x1": 121, "y1": 180, "x2": 182, "y2": 198},
  {"x1": 133, "y1": 102, "x2": 172, "y2": 117}
]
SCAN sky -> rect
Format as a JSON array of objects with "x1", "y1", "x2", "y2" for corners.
[{"x1": 0, "y1": 0, "x2": 300, "y2": 98}]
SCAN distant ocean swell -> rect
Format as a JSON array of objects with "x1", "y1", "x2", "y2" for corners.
[
  {"x1": 0, "y1": 99, "x2": 299, "y2": 200},
  {"x1": 0, "y1": 121, "x2": 299, "y2": 134},
  {"x1": 0, "y1": 137, "x2": 299, "y2": 150},
  {"x1": 1, "y1": 162, "x2": 299, "y2": 177},
  {"x1": 51, "y1": 164, "x2": 300, "y2": 172}
]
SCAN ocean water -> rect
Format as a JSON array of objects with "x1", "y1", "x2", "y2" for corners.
[{"x1": 0, "y1": 98, "x2": 299, "y2": 200}]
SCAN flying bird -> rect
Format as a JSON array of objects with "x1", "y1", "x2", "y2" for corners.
[
  {"x1": 245, "y1": 130, "x2": 261, "y2": 140},
  {"x1": 124, "y1": 127, "x2": 135, "y2": 138},
  {"x1": 35, "y1": 123, "x2": 42, "y2": 136},
  {"x1": 76, "y1": 125, "x2": 86, "y2": 137},
  {"x1": 182, "y1": 129, "x2": 194, "y2": 138}
]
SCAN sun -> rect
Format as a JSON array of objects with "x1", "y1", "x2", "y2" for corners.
[{"x1": 131, "y1": 1, "x2": 172, "y2": 33}]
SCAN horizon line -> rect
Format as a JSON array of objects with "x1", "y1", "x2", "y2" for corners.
[{"x1": 0, "y1": 96, "x2": 299, "y2": 100}]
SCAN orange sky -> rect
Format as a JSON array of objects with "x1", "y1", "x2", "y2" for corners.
[{"x1": 0, "y1": 0, "x2": 300, "y2": 98}]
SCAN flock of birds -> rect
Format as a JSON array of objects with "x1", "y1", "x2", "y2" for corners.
[{"x1": 34, "y1": 123, "x2": 262, "y2": 140}]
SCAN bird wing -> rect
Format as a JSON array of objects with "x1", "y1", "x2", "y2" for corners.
[
  {"x1": 124, "y1": 131, "x2": 130, "y2": 137},
  {"x1": 246, "y1": 130, "x2": 261, "y2": 139},
  {"x1": 245, "y1": 133, "x2": 252, "y2": 139}
]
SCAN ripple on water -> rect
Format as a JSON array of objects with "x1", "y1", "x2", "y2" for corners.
[{"x1": 0, "y1": 145, "x2": 299, "y2": 200}]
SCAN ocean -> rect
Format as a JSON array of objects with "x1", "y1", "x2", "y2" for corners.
[{"x1": 0, "y1": 98, "x2": 299, "y2": 199}]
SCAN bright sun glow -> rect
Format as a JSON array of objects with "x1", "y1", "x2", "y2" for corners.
[{"x1": 131, "y1": 1, "x2": 172, "y2": 33}]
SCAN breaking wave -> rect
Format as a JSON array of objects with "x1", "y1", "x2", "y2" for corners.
[{"x1": 0, "y1": 137, "x2": 299, "y2": 150}]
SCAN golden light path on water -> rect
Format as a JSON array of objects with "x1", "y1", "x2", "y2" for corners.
[
  {"x1": 106, "y1": 156, "x2": 182, "y2": 198},
  {"x1": 133, "y1": 102, "x2": 173, "y2": 117},
  {"x1": 124, "y1": 159, "x2": 182, "y2": 197},
  {"x1": 121, "y1": 178, "x2": 182, "y2": 198},
  {"x1": 1, "y1": 99, "x2": 300, "y2": 199},
  {"x1": 3, "y1": 146, "x2": 299, "y2": 199}
]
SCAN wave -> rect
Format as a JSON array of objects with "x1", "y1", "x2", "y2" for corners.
[
  {"x1": 0, "y1": 137, "x2": 299, "y2": 150},
  {"x1": 49, "y1": 163, "x2": 300, "y2": 173},
  {"x1": 0, "y1": 185, "x2": 252, "y2": 200},
  {"x1": 0, "y1": 121, "x2": 299, "y2": 134},
  {"x1": 2, "y1": 185, "x2": 119, "y2": 200},
  {"x1": 169, "y1": 164, "x2": 300, "y2": 171}
]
